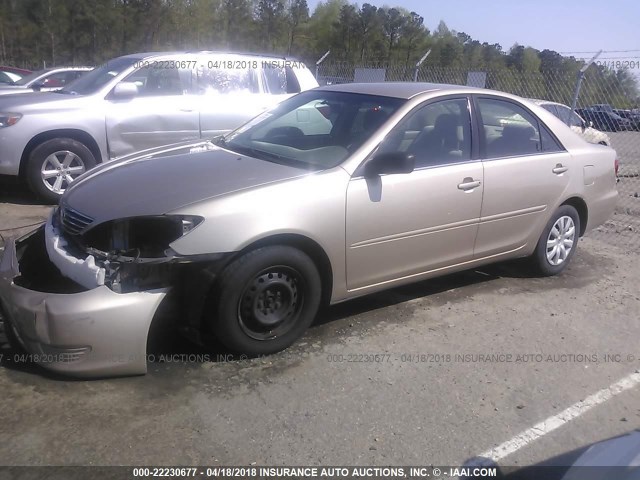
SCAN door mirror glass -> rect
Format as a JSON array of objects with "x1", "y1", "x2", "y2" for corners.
[
  {"x1": 364, "y1": 152, "x2": 415, "y2": 177},
  {"x1": 112, "y1": 82, "x2": 139, "y2": 98}
]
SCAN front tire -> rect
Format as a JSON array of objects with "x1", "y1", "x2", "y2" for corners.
[
  {"x1": 1, "y1": 308, "x2": 26, "y2": 354},
  {"x1": 207, "y1": 246, "x2": 322, "y2": 355},
  {"x1": 26, "y1": 138, "x2": 96, "y2": 204},
  {"x1": 529, "y1": 205, "x2": 580, "y2": 276}
]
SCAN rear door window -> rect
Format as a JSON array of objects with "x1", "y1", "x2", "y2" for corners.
[
  {"x1": 477, "y1": 98, "x2": 542, "y2": 158},
  {"x1": 262, "y1": 65, "x2": 287, "y2": 94},
  {"x1": 196, "y1": 57, "x2": 259, "y2": 94}
]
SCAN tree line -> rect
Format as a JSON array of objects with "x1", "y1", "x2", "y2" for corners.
[{"x1": 0, "y1": 0, "x2": 637, "y2": 105}]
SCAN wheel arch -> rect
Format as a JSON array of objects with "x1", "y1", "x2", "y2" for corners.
[
  {"x1": 233, "y1": 233, "x2": 334, "y2": 307},
  {"x1": 561, "y1": 196, "x2": 588, "y2": 236},
  {"x1": 19, "y1": 129, "x2": 103, "y2": 178}
]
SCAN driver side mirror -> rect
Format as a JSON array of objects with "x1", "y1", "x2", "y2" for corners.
[
  {"x1": 364, "y1": 152, "x2": 415, "y2": 178},
  {"x1": 31, "y1": 81, "x2": 44, "y2": 91},
  {"x1": 112, "y1": 82, "x2": 139, "y2": 98}
]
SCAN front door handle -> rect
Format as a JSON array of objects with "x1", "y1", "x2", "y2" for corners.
[
  {"x1": 458, "y1": 177, "x2": 481, "y2": 191},
  {"x1": 552, "y1": 163, "x2": 568, "y2": 174}
]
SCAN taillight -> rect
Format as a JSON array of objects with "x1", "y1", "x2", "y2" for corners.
[{"x1": 614, "y1": 158, "x2": 619, "y2": 176}]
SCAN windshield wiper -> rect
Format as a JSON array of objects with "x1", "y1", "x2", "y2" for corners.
[
  {"x1": 225, "y1": 143, "x2": 286, "y2": 161},
  {"x1": 213, "y1": 137, "x2": 277, "y2": 161},
  {"x1": 224, "y1": 142, "x2": 320, "y2": 170}
]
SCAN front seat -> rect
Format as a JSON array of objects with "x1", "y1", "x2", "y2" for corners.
[{"x1": 409, "y1": 113, "x2": 463, "y2": 165}]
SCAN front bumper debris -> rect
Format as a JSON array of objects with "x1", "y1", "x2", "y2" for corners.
[
  {"x1": 45, "y1": 215, "x2": 106, "y2": 289},
  {"x1": 0, "y1": 228, "x2": 167, "y2": 377}
]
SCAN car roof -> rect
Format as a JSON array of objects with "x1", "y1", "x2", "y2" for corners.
[
  {"x1": 316, "y1": 82, "x2": 492, "y2": 99},
  {"x1": 35, "y1": 66, "x2": 93, "y2": 73},
  {"x1": 0, "y1": 66, "x2": 32, "y2": 74}
]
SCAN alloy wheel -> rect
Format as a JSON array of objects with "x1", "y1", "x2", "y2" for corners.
[
  {"x1": 41, "y1": 150, "x2": 86, "y2": 194},
  {"x1": 546, "y1": 215, "x2": 576, "y2": 266}
]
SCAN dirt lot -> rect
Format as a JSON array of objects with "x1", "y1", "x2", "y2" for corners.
[{"x1": 0, "y1": 176, "x2": 640, "y2": 470}]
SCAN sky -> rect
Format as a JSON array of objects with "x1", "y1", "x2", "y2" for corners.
[{"x1": 306, "y1": 0, "x2": 640, "y2": 64}]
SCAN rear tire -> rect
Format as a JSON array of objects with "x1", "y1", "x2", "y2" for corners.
[
  {"x1": 26, "y1": 138, "x2": 96, "y2": 204},
  {"x1": 528, "y1": 205, "x2": 580, "y2": 276},
  {"x1": 206, "y1": 246, "x2": 322, "y2": 355}
]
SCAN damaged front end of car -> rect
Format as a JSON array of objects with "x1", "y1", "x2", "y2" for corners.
[
  {"x1": 0, "y1": 205, "x2": 227, "y2": 377},
  {"x1": 52, "y1": 204, "x2": 207, "y2": 293}
]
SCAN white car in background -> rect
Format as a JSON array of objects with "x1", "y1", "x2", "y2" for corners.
[
  {"x1": 531, "y1": 99, "x2": 611, "y2": 146},
  {"x1": 0, "y1": 66, "x2": 92, "y2": 95}
]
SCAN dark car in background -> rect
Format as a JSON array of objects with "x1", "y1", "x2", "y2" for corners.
[
  {"x1": 613, "y1": 109, "x2": 640, "y2": 131},
  {"x1": 0, "y1": 66, "x2": 32, "y2": 84},
  {"x1": 576, "y1": 108, "x2": 631, "y2": 132}
]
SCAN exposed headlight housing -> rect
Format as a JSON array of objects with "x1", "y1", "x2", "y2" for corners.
[
  {"x1": 0, "y1": 112, "x2": 22, "y2": 128},
  {"x1": 180, "y1": 216, "x2": 202, "y2": 236},
  {"x1": 79, "y1": 215, "x2": 204, "y2": 258}
]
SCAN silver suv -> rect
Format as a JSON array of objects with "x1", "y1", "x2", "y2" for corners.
[{"x1": 0, "y1": 52, "x2": 318, "y2": 202}]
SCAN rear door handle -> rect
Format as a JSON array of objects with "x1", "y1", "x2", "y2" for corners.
[
  {"x1": 458, "y1": 177, "x2": 481, "y2": 191},
  {"x1": 552, "y1": 164, "x2": 568, "y2": 174}
]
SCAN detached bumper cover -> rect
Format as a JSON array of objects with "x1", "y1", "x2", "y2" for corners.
[{"x1": 0, "y1": 231, "x2": 168, "y2": 377}]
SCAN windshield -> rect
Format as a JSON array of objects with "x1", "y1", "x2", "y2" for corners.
[
  {"x1": 221, "y1": 90, "x2": 405, "y2": 170},
  {"x1": 13, "y1": 69, "x2": 48, "y2": 86},
  {"x1": 59, "y1": 57, "x2": 137, "y2": 95},
  {"x1": 0, "y1": 71, "x2": 20, "y2": 84}
]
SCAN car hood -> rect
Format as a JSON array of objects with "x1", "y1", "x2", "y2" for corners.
[
  {"x1": 0, "y1": 84, "x2": 34, "y2": 94},
  {"x1": 62, "y1": 145, "x2": 310, "y2": 224},
  {"x1": 0, "y1": 90, "x2": 87, "y2": 109}
]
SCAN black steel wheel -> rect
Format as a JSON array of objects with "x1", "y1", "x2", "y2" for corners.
[
  {"x1": 237, "y1": 266, "x2": 305, "y2": 341},
  {"x1": 207, "y1": 246, "x2": 322, "y2": 355}
]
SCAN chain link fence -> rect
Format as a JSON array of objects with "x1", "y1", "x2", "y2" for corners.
[{"x1": 318, "y1": 62, "x2": 640, "y2": 248}]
